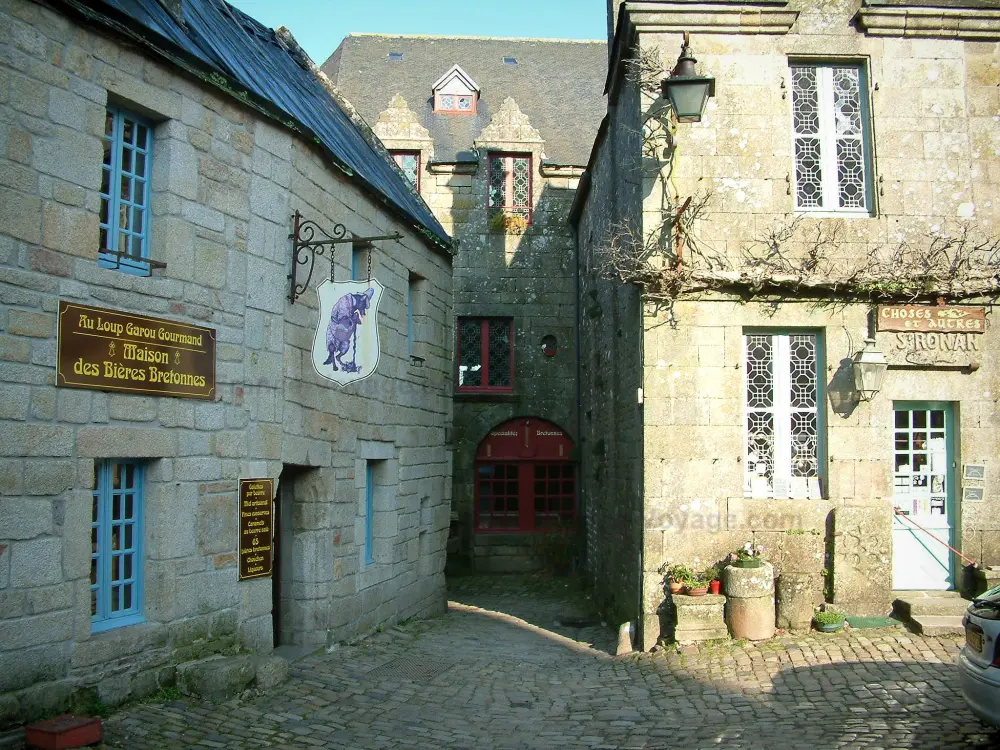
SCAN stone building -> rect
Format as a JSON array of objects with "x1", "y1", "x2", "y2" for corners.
[
  {"x1": 323, "y1": 36, "x2": 607, "y2": 571},
  {"x1": 0, "y1": 0, "x2": 453, "y2": 723},
  {"x1": 574, "y1": 0, "x2": 1000, "y2": 647}
]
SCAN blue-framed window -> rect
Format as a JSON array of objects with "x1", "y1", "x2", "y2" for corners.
[
  {"x1": 407, "y1": 278, "x2": 414, "y2": 357},
  {"x1": 99, "y1": 106, "x2": 153, "y2": 275},
  {"x1": 351, "y1": 244, "x2": 365, "y2": 281},
  {"x1": 91, "y1": 460, "x2": 144, "y2": 632},
  {"x1": 364, "y1": 461, "x2": 375, "y2": 565}
]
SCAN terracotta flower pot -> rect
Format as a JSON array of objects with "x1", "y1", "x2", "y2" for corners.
[
  {"x1": 668, "y1": 581, "x2": 684, "y2": 595},
  {"x1": 708, "y1": 580, "x2": 721, "y2": 595},
  {"x1": 687, "y1": 586, "x2": 709, "y2": 596}
]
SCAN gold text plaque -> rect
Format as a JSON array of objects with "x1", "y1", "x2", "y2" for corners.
[
  {"x1": 239, "y1": 478, "x2": 274, "y2": 580},
  {"x1": 57, "y1": 301, "x2": 216, "y2": 400},
  {"x1": 877, "y1": 304, "x2": 986, "y2": 334}
]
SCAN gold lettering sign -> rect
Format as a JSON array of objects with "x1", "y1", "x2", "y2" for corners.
[
  {"x1": 239, "y1": 478, "x2": 274, "y2": 581},
  {"x1": 877, "y1": 304, "x2": 986, "y2": 333},
  {"x1": 57, "y1": 301, "x2": 216, "y2": 399}
]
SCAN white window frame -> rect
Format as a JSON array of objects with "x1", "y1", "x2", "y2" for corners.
[
  {"x1": 743, "y1": 331, "x2": 825, "y2": 500},
  {"x1": 790, "y1": 62, "x2": 873, "y2": 215}
]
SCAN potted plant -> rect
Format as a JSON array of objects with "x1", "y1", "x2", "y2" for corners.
[
  {"x1": 488, "y1": 210, "x2": 528, "y2": 235},
  {"x1": 704, "y1": 564, "x2": 721, "y2": 595},
  {"x1": 686, "y1": 572, "x2": 709, "y2": 597},
  {"x1": 663, "y1": 563, "x2": 693, "y2": 595},
  {"x1": 813, "y1": 610, "x2": 846, "y2": 633},
  {"x1": 727, "y1": 541, "x2": 765, "y2": 569}
]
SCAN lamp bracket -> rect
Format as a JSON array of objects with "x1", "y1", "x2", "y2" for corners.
[{"x1": 288, "y1": 209, "x2": 402, "y2": 304}]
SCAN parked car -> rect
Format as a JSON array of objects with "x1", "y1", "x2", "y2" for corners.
[{"x1": 959, "y1": 583, "x2": 1000, "y2": 728}]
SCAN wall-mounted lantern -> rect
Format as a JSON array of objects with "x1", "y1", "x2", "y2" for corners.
[
  {"x1": 660, "y1": 32, "x2": 716, "y2": 123},
  {"x1": 851, "y1": 337, "x2": 888, "y2": 401}
]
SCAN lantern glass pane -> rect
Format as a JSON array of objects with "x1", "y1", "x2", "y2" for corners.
[{"x1": 667, "y1": 82, "x2": 709, "y2": 119}]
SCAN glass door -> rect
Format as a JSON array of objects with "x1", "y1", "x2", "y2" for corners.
[{"x1": 891, "y1": 403, "x2": 955, "y2": 590}]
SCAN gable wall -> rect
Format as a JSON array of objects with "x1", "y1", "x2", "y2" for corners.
[{"x1": 375, "y1": 94, "x2": 582, "y2": 571}]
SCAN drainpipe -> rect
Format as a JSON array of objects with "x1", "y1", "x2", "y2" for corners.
[{"x1": 571, "y1": 217, "x2": 585, "y2": 575}]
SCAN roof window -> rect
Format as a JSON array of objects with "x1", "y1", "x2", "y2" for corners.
[
  {"x1": 388, "y1": 52, "x2": 403, "y2": 61},
  {"x1": 503, "y1": 56, "x2": 518, "y2": 65},
  {"x1": 431, "y1": 64, "x2": 480, "y2": 115}
]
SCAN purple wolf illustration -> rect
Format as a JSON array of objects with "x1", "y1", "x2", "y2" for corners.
[{"x1": 324, "y1": 288, "x2": 375, "y2": 373}]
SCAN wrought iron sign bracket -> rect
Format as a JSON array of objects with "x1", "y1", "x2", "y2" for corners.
[{"x1": 287, "y1": 210, "x2": 402, "y2": 304}]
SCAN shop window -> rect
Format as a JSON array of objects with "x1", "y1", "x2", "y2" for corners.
[
  {"x1": 474, "y1": 418, "x2": 576, "y2": 533},
  {"x1": 391, "y1": 150, "x2": 420, "y2": 190},
  {"x1": 744, "y1": 332, "x2": 824, "y2": 499},
  {"x1": 91, "y1": 460, "x2": 144, "y2": 632},
  {"x1": 790, "y1": 63, "x2": 872, "y2": 213},
  {"x1": 99, "y1": 106, "x2": 153, "y2": 275},
  {"x1": 457, "y1": 317, "x2": 513, "y2": 392},
  {"x1": 488, "y1": 154, "x2": 532, "y2": 223}
]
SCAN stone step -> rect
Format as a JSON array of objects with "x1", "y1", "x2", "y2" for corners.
[
  {"x1": 911, "y1": 615, "x2": 965, "y2": 636},
  {"x1": 674, "y1": 626, "x2": 730, "y2": 645},
  {"x1": 893, "y1": 594, "x2": 970, "y2": 619},
  {"x1": 898, "y1": 589, "x2": 963, "y2": 599}
]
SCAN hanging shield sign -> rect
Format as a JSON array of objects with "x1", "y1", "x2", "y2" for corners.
[{"x1": 312, "y1": 278, "x2": 384, "y2": 386}]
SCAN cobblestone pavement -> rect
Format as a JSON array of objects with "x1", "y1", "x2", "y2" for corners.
[{"x1": 103, "y1": 576, "x2": 1000, "y2": 749}]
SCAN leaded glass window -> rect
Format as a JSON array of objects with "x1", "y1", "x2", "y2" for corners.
[
  {"x1": 744, "y1": 332, "x2": 823, "y2": 499},
  {"x1": 92, "y1": 460, "x2": 144, "y2": 632},
  {"x1": 791, "y1": 64, "x2": 871, "y2": 212},
  {"x1": 435, "y1": 92, "x2": 476, "y2": 113},
  {"x1": 391, "y1": 151, "x2": 420, "y2": 190},
  {"x1": 458, "y1": 318, "x2": 513, "y2": 391},
  {"x1": 488, "y1": 154, "x2": 532, "y2": 222},
  {"x1": 100, "y1": 106, "x2": 153, "y2": 274}
]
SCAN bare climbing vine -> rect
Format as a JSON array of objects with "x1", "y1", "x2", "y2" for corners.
[{"x1": 600, "y1": 46, "x2": 1000, "y2": 309}]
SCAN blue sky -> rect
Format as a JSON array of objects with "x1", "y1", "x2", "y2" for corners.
[{"x1": 227, "y1": 0, "x2": 608, "y2": 65}]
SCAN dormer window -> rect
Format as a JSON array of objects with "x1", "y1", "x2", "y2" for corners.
[
  {"x1": 503, "y1": 56, "x2": 518, "y2": 65},
  {"x1": 388, "y1": 52, "x2": 403, "y2": 62},
  {"x1": 438, "y1": 94, "x2": 473, "y2": 113},
  {"x1": 432, "y1": 64, "x2": 480, "y2": 115}
]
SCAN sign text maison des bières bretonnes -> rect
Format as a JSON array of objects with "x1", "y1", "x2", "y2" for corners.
[{"x1": 57, "y1": 300, "x2": 216, "y2": 399}]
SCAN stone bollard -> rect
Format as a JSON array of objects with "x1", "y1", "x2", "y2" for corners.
[
  {"x1": 723, "y1": 562, "x2": 775, "y2": 640},
  {"x1": 776, "y1": 572, "x2": 820, "y2": 631}
]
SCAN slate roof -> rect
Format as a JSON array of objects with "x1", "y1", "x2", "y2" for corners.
[
  {"x1": 323, "y1": 35, "x2": 608, "y2": 166},
  {"x1": 53, "y1": 0, "x2": 451, "y2": 251}
]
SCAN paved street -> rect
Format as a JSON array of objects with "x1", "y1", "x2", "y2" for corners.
[{"x1": 104, "y1": 576, "x2": 1000, "y2": 749}]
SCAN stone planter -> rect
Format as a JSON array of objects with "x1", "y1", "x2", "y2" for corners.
[
  {"x1": 723, "y1": 562, "x2": 775, "y2": 640},
  {"x1": 776, "y1": 572, "x2": 821, "y2": 631}
]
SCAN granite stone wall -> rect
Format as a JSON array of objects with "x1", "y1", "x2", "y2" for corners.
[
  {"x1": 0, "y1": 0, "x2": 452, "y2": 723},
  {"x1": 575, "y1": 69, "x2": 647, "y2": 638},
  {"x1": 374, "y1": 94, "x2": 582, "y2": 571},
  {"x1": 581, "y1": 0, "x2": 1000, "y2": 640}
]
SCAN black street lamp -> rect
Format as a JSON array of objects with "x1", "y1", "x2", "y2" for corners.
[{"x1": 660, "y1": 33, "x2": 716, "y2": 123}]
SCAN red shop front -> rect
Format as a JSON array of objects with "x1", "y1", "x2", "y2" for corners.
[{"x1": 474, "y1": 417, "x2": 576, "y2": 533}]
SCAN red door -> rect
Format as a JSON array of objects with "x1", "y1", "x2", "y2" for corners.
[{"x1": 474, "y1": 418, "x2": 576, "y2": 532}]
